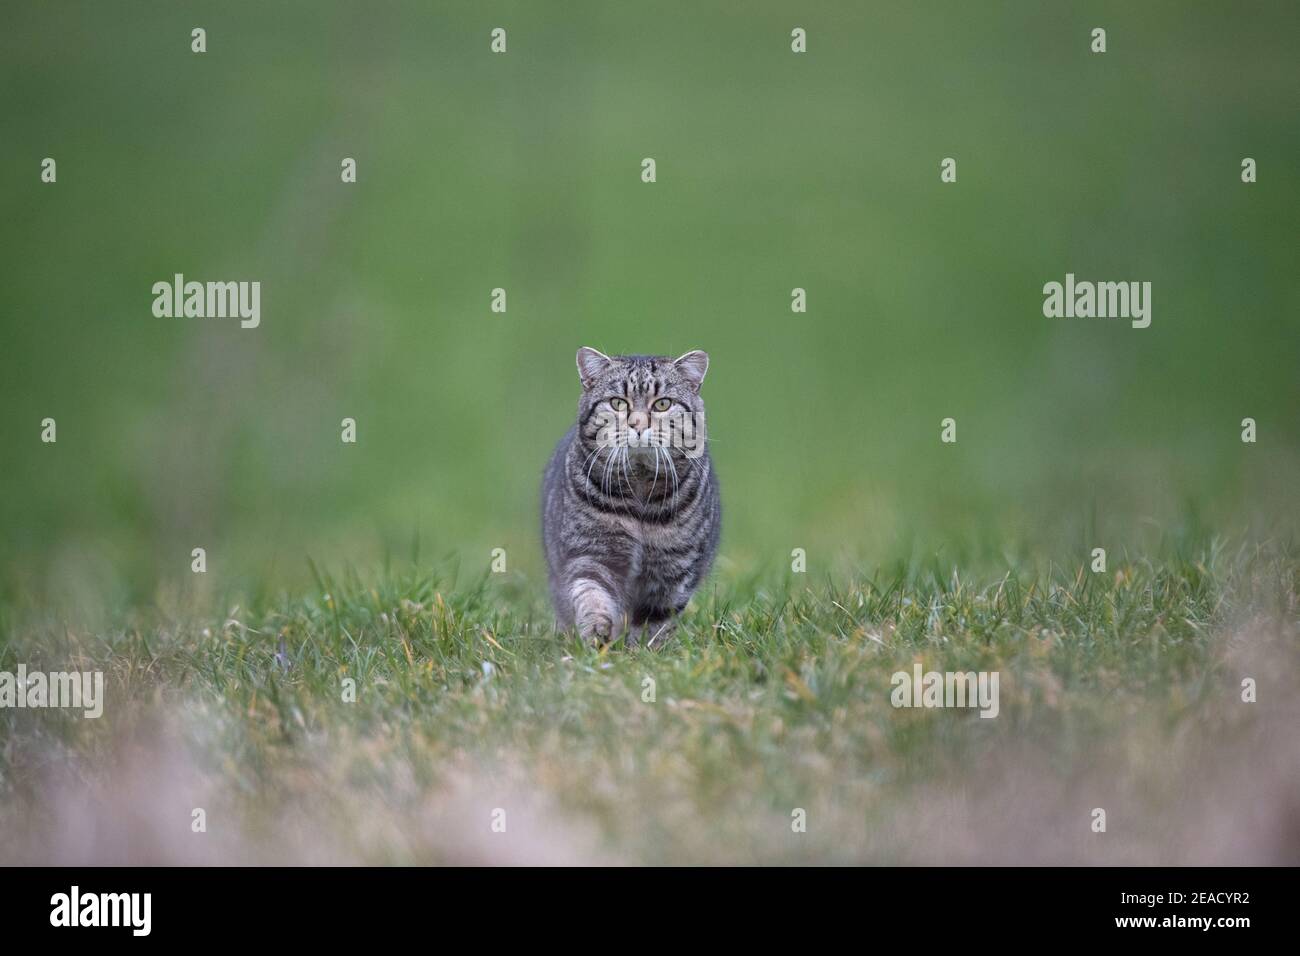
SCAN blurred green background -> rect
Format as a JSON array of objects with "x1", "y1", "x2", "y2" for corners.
[{"x1": 2, "y1": 1, "x2": 1296, "y2": 609}]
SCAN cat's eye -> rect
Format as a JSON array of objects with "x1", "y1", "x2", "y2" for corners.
[
  {"x1": 609, "y1": 398, "x2": 628, "y2": 411},
  {"x1": 652, "y1": 398, "x2": 672, "y2": 412}
]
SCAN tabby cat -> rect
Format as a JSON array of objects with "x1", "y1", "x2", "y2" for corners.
[{"x1": 542, "y1": 348, "x2": 721, "y2": 647}]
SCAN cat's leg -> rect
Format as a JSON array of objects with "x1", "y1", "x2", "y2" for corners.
[
  {"x1": 631, "y1": 605, "x2": 680, "y2": 650},
  {"x1": 624, "y1": 619, "x2": 659, "y2": 648},
  {"x1": 633, "y1": 567, "x2": 692, "y2": 650},
  {"x1": 563, "y1": 539, "x2": 633, "y2": 646},
  {"x1": 569, "y1": 575, "x2": 623, "y2": 646},
  {"x1": 644, "y1": 616, "x2": 677, "y2": 650}
]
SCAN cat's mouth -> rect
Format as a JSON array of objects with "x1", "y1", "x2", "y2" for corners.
[
  {"x1": 625, "y1": 443, "x2": 659, "y2": 467},
  {"x1": 598, "y1": 441, "x2": 675, "y2": 476}
]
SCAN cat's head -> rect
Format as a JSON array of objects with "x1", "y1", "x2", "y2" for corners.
[{"x1": 575, "y1": 347, "x2": 708, "y2": 464}]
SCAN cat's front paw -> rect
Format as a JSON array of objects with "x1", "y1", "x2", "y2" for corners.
[
  {"x1": 578, "y1": 611, "x2": 614, "y2": 646},
  {"x1": 571, "y1": 581, "x2": 620, "y2": 647}
]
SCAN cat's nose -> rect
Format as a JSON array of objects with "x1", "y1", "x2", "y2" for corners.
[{"x1": 628, "y1": 411, "x2": 649, "y2": 430}]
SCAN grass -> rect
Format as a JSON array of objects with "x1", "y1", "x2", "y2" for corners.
[{"x1": 2, "y1": 535, "x2": 1295, "y2": 864}]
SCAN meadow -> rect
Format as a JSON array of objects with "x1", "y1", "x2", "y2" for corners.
[
  {"x1": 1, "y1": 1, "x2": 1297, "y2": 863},
  {"x1": 2, "y1": 537, "x2": 1295, "y2": 864}
]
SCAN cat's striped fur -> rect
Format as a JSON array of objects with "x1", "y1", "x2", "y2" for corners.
[{"x1": 542, "y1": 348, "x2": 721, "y2": 647}]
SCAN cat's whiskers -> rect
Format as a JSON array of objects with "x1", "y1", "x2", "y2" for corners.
[
  {"x1": 617, "y1": 445, "x2": 635, "y2": 505},
  {"x1": 664, "y1": 450, "x2": 681, "y2": 511},
  {"x1": 585, "y1": 442, "x2": 618, "y2": 497},
  {"x1": 601, "y1": 441, "x2": 619, "y2": 498},
  {"x1": 680, "y1": 451, "x2": 703, "y2": 484},
  {"x1": 581, "y1": 442, "x2": 607, "y2": 483},
  {"x1": 627, "y1": 447, "x2": 649, "y2": 509},
  {"x1": 659, "y1": 447, "x2": 680, "y2": 512},
  {"x1": 649, "y1": 444, "x2": 662, "y2": 500}
]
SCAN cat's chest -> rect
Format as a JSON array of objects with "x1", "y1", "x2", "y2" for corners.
[
  {"x1": 603, "y1": 512, "x2": 677, "y2": 556},
  {"x1": 633, "y1": 520, "x2": 679, "y2": 551}
]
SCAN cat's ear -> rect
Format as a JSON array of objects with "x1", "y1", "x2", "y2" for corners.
[
  {"x1": 672, "y1": 350, "x2": 709, "y2": 392},
  {"x1": 576, "y1": 347, "x2": 613, "y2": 389}
]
